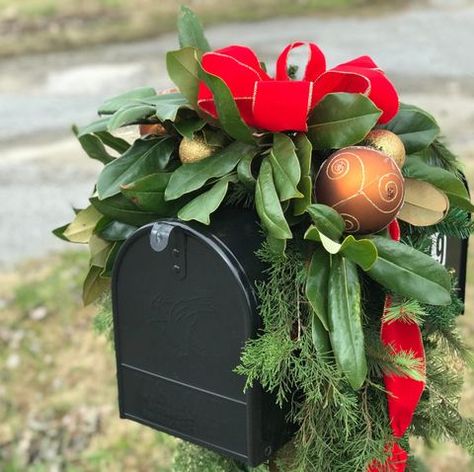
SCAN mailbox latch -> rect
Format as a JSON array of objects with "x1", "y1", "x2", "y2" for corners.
[{"x1": 150, "y1": 223, "x2": 186, "y2": 280}]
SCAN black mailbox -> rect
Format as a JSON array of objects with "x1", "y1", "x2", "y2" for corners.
[{"x1": 111, "y1": 208, "x2": 290, "y2": 466}]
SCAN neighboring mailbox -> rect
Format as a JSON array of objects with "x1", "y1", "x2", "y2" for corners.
[{"x1": 112, "y1": 208, "x2": 291, "y2": 467}]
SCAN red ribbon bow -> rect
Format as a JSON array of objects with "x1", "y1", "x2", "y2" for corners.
[
  {"x1": 368, "y1": 220, "x2": 426, "y2": 472},
  {"x1": 198, "y1": 42, "x2": 399, "y2": 132}
]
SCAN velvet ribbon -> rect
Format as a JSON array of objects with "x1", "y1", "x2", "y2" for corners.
[
  {"x1": 368, "y1": 220, "x2": 426, "y2": 471},
  {"x1": 198, "y1": 42, "x2": 399, "y2": 132}
]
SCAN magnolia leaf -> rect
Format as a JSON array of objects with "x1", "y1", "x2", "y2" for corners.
[
  {"x1": 83, "y1": 266, "x2": 110, "y2": 306},
  {"x1": 90, "y1": 195, "x2": 159, "y2": 227},
  {"x1": 304, "y1": 225, "x2": 321, "y2": 242},
  {"x1": 76, "y1": 117, "x2": 110, "y2": 136},
  {"x1": 294, "y1": 133, "x2": 313, "y2": 215},
  {"x1": 404, "y1": 154, "x2": 474, "y2": 211},
  {"x1": 99, "y1": 221, "x2": 137, "y2": 241},
  {"x1": 269, "y1": 133, "x2": 303, "y2": 201},
  {"x1": 74, "y1": 130, "x2": 115, "y2": 165},
  {"x1": 177, "y1": 6, "x2": 211, "y2": 52},
  {"x1": 306, "y1": 246, "x2": 330, "y2": 330},
  {"x1": 108, "y1": 104, "x2": 156, "y2": 131},
  {"x1": 142, "y1": 92, "x2": 190, "y2": 122},
  {"x1": 320, "y1": 232, "x2": 342, "y2": 254},
  {"x1": 52, "y1": 223, "x2": 70, "y2": 241},
  {"x1": 307, "y1": 93, "x2": 381, "y2": 150},
  {"x1": 63, "y1": 206, "x2": 103, "y2": 243},
  {"x1": 89, "y1": 234, "x2": 113, "y2": 268},
  {"x1": 237, "y1": 152, "x2": 256, "y2": 190},
  {"x1": 328, "y1": 255, "x2": 367, "y2": 390},
  {"x1": 101, "y1": 242, "x2": 122, "y2": 277},
  {"x1": 121, "y1": 172, "x2": 179, "y2": 215},
  {"x1": 200, "y1": 69, "x2": 255, "y2": 144},
  {"x1": 312, "y1": 314, "x2": 332, "y2": 355},
  {"x1": 255, "y1": 159, "x2": 292, "y2": 240},
  {"x1": 306, "y1": 204, "x2": 345, "y2": 241},
  {"x1": 98, "y1": 87, "x2": 157, "y2": 115},
  {"x1": 266, "y1": 234, "x2": 287, "y2": 257},
  {"x1": 165, "y1": 141, "x2": 256, "y2": 200},
  {"x1": 340, "y1": 236, "x2": 378, "y2": 271},
  {"x1": 398, "y1": 178, "x2": 449, "y2": 226},
  {"x1": 173, "y1": 117, "x2": 205, "y2": 139},
  {"x1": 367, "y1": 236, "x2": 451, "y2": 305},
  {"x1": 167, "y1": 48, "x2": 202, "y2": 110},
  {"x1": 97, "y1": 138, "x2": 175, "y2": 200},
  {"x1": 381, "y1": 103, "x2": 440, "y2": 154},
  {"x1": 178, "y1": 176, "x2": 235, "y2": 224},
  {"x1": 94, "y1": 131, "x2": 130, "y2": 154}
]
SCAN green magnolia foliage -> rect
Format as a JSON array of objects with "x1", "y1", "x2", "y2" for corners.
[{"x1": 54, "y1": 5, "x2": 474, "y2": 472}]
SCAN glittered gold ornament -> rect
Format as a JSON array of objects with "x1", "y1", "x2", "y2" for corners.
[
  {"x1": 179, "y1": 136, "x2": 215, "y2": 164},
  {"x1": 314, "y1": 146, "x2": 405, "y2": 234},
  {"x1": 363, "y1": 129, "x2": 406, "y2": 168},
  {"x1": 139, "y1": 123, "x2": 167, "y2": 136}
]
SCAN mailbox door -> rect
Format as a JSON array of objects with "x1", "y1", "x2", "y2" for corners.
[{"x1": 112, "y1": 210, "x2": 282, "y2": 465}]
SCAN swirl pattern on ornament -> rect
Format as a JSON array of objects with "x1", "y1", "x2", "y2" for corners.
[
  {"x1": 340, "y1": 213, "x2": 361, "y2": 233},
  {"x1": 326, "y1": 155, "x2": 351, "y2": 180}
]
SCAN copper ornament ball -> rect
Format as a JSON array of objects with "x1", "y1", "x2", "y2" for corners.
[
  {"x1": 314, "y1": 146, "x2": 405, "y2": 234},
  {"x1": 363, "y1": 129, "x2": 406, "y2": 168},
  {"x1": 139, "y1": 123, "x2": 167, "y2": 137}
]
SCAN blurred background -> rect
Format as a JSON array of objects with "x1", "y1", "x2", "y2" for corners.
[{"x1": 0, "y1": 0, "x2": 473, "y2": 470}]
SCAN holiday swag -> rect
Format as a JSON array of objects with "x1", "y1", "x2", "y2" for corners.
[{"x1": 56, "y1": 7, "x2": 474, "y2": 472}]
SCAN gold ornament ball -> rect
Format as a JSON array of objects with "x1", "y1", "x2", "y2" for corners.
[
  {"x1": 363, "y1": 129, "x2": 406, "y2": 168},
  {"x1": 314, "y1": 146, "x2": 405, "y2": 234},
  {"x1": 179, "y1": 137, "x2": 215, "y2": 164}
]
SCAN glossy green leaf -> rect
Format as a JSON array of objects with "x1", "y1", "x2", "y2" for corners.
[
  {"x1": 307, "y1": 93, "x2": 381, "y2": 150},
  {"x1": 108, "y1": 104, "x2": 156, "y2": 131},
  {"x1": 90, "y1": 195, "x2": 159, "y2": 227},
  {"x1": 312, "y1": 314, "x2": 332, "y2": 356},
  {"x1": 367, "y1": 236, "x2": 451, "y2": 305},
  {"x1": 83, "y1": 266, "x2": 110, "y2": 306},
  {"x1": 167, "y1": 48, "x2": 202, "y2": 110},
  {"x1": 381, "y1": 103, "x2": 440, "y2": 154},
  {"x1": 404, "y1": 154, "x2": 474, "y2": 211},
  {"x1": 293, "y1": 133, "x2": 313, "y2": 215},
  {"x1": 306, "y1": 246, "x2": 330, "y2": 330},
  {"x1": 97, "y1": 138, "x2": 175, "y2": 200},
  {"x1": 237, "y1": 152, "x2": 256, "y2": 190},
  {"x1": 98, "y1": 221, "x2": 137, "y2": 241},
  {"x1": 328, "y1": 255, "x2": 367, "y2": 390},
  {"x1": 178, "y1": 176, "x2": 235, "y2": 224},
  {"x1": 165, "y1": 141, "x2": 256, "y2": 200},
  {"x1": 94, "y1": 131, "x2": 130, "y2": 154},
  {"x1": 121, "y1": 172, "x2": 179, "y2": 214},
  {"x1": 306, "y1": 204, "x2": 345, "y2": 241},
  {"x1": 74, "y1": 130, "x2": 115, "y2": 165},
  {"x1": 177, "y1": 6, "x2": 211, "y2": 52},
  {"x1": 201, "y1": 69, "x2": 255, "y2": 144},
  {"x1": 63, "y1": 206, "x2": 103, "y2": 243},
  {"x1": 76, "y1": 117, "x2": 110, "y2": 136},
  {"x1": 173, "y1": 117, "x2": 205, "y2": 139},
  {"x1": 255, "y1": 159, "x2": 292, "y2": 240},
  {"x1": 98, "y1": 87, "x2": 156, "y2": 115},
  {"x1": 269, "y1": 133, "x2": 303, "y2": 201},
  {"x1": 142, "y1": 92, "x2": 190, "y2": 122},
  {"x1": 303, "y1": 224, "x2": 321, "y2": 242},
  {"x1": 266, "y1": 234, "x2": 287, "y2": 257},
  {"x1": 340, "y1": 236, "x2": 378, "y2": 271}
]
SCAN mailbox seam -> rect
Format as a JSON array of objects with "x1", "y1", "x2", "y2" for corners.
[{"x1": 121, "y1": 363, "x2": 247, "y2": 406}]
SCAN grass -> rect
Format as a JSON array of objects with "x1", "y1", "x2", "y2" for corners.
[
  {"x1": 0, "y1": 178, "x2": 473, "y2": 470},
  {"x1": 0, "y1": 0, "x2": 406, "y2": 57},
  {"x1": 0, "y1": 251, "x2": 177, "y2": 471}
]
